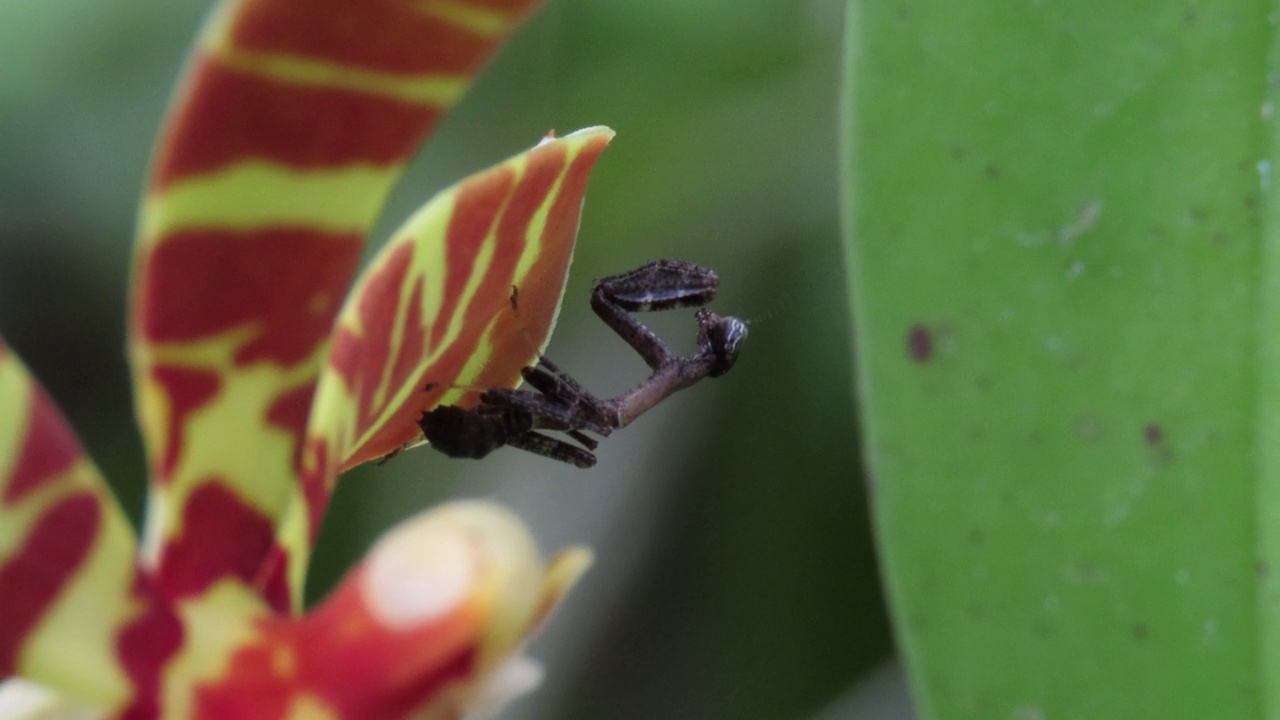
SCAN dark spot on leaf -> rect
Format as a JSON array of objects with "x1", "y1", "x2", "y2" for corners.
[
  {"x1": 983, "y1": 163, "x2": 1001, "y2": 179},
  {"x1": 950, "y1": 145, "x2": 969, "y2": 160},
  {"x1": 1031, "y1": 617, "x2": 1054, "y2": 638},
  {"x1": 1132, "y1": 622, "x2": 1150, "y2": 641},
  {"x1": 1188, "y1": 205, "x2": 1207, "y2": 222},
  {"x1": 1143, "y1": 424, "x2": 1163, "y2": 446},
  {"x1": 906, "y1": 324, "x2": 933, "y2": 362},
  {"x1": 967, "y1": 529, "x2": 985, "y2": 545},
  {"x1": 1143, "y1": 423, "x2": 1173, "y2": 466}
]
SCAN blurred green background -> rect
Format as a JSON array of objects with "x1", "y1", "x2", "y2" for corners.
[{"x1": 0, "y1": 1, "x2": 902, "y2": 717}]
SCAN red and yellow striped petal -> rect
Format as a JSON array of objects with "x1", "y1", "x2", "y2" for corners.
[
  {"x1": 128, "y1": 0, "x2": 544, "y2": 612},
  {"x1": 182, "y1": 502, "x2": 590, "y2": 720},
  {"x1": 0, "y1": 340, "x2": 183, "y2": 717},
  {"x1": 257, "y1": 127, "x2": 613, "y2": 602},
  {"x1": 326, "y1": 127, "x2": 614, "y2": 470}
]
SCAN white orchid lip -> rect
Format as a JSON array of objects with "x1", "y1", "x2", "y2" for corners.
[
  {"x1": 360, "y1": 500, "x2": 549, "y2": 630},
  {"x1": 363, "y1": 509, "x2": 480, "y2": 629}
]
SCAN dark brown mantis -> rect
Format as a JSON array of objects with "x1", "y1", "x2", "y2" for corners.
[{"x1": 417, "y1": 259, "x2": 747, "y2": 468}]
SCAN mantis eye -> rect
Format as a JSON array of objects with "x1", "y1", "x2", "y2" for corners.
[{"x1": 698, "y1": 310, "x2": 748, "y2": 377}]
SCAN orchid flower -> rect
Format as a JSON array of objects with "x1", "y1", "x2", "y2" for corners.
[{"x1": 0, "y1": 1, "x2": 611, "y2": 717}]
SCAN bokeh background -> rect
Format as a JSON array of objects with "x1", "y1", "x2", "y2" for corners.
[{"x1": 0, "y1": 2, "x2": 908, "y2": 718}]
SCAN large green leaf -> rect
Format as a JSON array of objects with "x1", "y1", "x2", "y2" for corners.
[{"x1": 841, "y1": 2, "x2": 1274, "y2": 717}]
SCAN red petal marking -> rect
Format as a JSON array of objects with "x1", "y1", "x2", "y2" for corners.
[
  {"x1": 247, "y1": 437, "x2": 333, "y2": 609},
  {"x1": 149, "y1": 366, "x2": 222, "y2": 482},
  {"x1": 157, "y1": 483, "x2": 279, "y2": 606},
  {"x1": 294, "y1": 567, "x2": 480, "y2": 718},
  {"x1": 153, "y1": 60, "x2": 440, "y2": 188},
  {"x1": 325, "y1": 243, "x2": 428, "y2": 471},
  {"x1": 228, "y1": 0, "x2": 538, "y2": 75},
  {"x1": 139, "y1": 227, "x2": 361, "y2": 366},
  {"x1": 194, "y1": 643, "x2": 293, "y2": 720},
  {"x1": 116, "y1": 574, "x2": 185, "y2": 720},
  {"x1": 194, "y1": 595, "x2": 478, "y2": 719},
  {"x1": 461, "y1": 137, "x2": 567, "y2": 337},
  {"x1": 253, "y1": 544, "x2": 294, "y2": 616},
  {"x1": 266, "y1": 382, "x2": 317, "y2": 473},
  {"x1": 0, "y1": 494, "x2": 100, "y2": 675},
  {"x1": 468, "y1": 139, "x2": 605, "y2": 393},
  {"x1": 197, "y1": 563, "x2": 481, "y2": 712},
  {"x1": 295, "y1": 631, "x2": 476, "y2": 719},
  {"x1": 4, "y1": 385, "x2": 81, "y2": 504},
  {"x1": 385, "y1": 648, "x2": 476, "y2": 719},
  {"x1": 300, "y1": 440, "x2": 333, "y2": 537},
  {"x1": 328, "y1": 244, "x2": 414, "y2": 391},
  {"x1": 405, "y1": 143, "x2": 568, "y2": 398},
  {"x1": 245, "y1": 437, "x2": 332, "y2": 610},
  {"x1": 431, "y1": 165, "x2": 518, "y2": 350},
  {"x1": 386, "y1": 282, "x2": 429, "y2": 419}
]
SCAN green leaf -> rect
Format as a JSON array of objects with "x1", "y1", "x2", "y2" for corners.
[{"x1": 841, "y1": 2, "x2": 1273, "y2": 717}]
